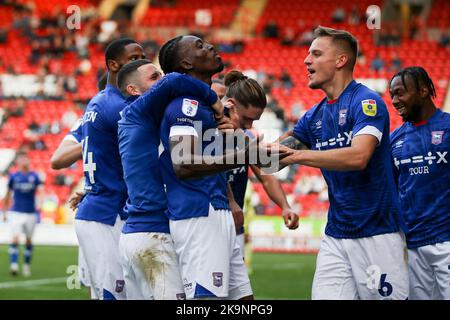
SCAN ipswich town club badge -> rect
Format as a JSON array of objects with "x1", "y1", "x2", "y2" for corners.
[
  {"x1": 431, "y1": 131, "x2": 444, "y2": 145},
  {"x1": 339, "y1": 108, "x2": 347, "y2": 126},
  {"x1": 212, "y1": 272, "x2": 223, "y2": 287}
]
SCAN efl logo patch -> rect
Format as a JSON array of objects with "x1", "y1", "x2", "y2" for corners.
[
  {"x1": 182, "y1": 99, "x2": 199, "y2": 117},
  {"x1": 361, "y1": 99, "x2": 377, "y2": 117},
  {"x1": 212, "y1": 272, "x2": 223, "y2": 287},
  {"x1": 338, "y1": 108, "x2": 347, "y2": 126},
  {"x1": 431, "y1": 131, "x2": 444, "y2": 145},
  {"x1": 115, "y1": 280, "x2": 125, "y2": 293}
]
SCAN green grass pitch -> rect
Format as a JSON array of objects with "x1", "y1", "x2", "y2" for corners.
[{"x1": 0, "y1": 245, "x2": 316, "y2": 300}]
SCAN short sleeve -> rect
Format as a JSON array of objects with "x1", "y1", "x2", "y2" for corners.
[
  {"x1": 165, "y1": 97, "x2": 202, "y2": 138},
  {"x1": 352, "y1": 96, "x2": 388, "y2": 144},
  {"x1": 7, "y1": 174, "x2": 13, "y2": 189},
  {"x1": 64, "y1": 118, "x2": 82, "y2": 143},
  {"x1": 292, "y1": 112, "x2": 312, "y2": 148},
  {"x1": 35, "y1": 173, "x2": 42, "y2": 186}
]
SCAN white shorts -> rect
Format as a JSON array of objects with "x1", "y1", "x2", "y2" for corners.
[
  {"x1": 78, "y1": 246, "x2": 98, "y2": 299},
  {"x1": 119, "y1": 231, "x2": 185, "y2": 300},
  {"x1": 408, "y1": 241, "x2": 450, "y2": 300},
  {"x1": 236, "y1": 233, "x2": 245, "y2": 259},
  {"x1": 169, "y1": 205, "x2": 252, "y2": 300},
  {"x1": 8, "y1": 211, "x2": 37, "y2": 239},
  {"x1": 74, "y1": 216, "x2": 125, "y2": 300},
  {"x1": 312, "y1": 232, "x2": 409, "y2": 300}
]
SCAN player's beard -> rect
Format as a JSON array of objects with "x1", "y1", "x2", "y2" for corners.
[{"x1": 403, "y1": 100, "x2": 422, "y2": 122}]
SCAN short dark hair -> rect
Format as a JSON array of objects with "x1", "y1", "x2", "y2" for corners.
[
  {"x1": 390, "y1": 66, "x2": 436, "y2": 98},
  {"x1": 224, "y1": 70, "x2": 266, "y2": 109},
  {"x1": 117, "y1": 59, "x2": 152, "y2": 93},
  {"x1": 158, "y1": 36, "x2": 183, "y2": 74},
  {"x1": 313, "y1": 26, "x2": 358, "y2": 71},
  {"x1": 104, "y1": 38, "x2": 137, "y2": 70}
]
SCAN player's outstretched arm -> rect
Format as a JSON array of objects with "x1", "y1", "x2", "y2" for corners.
[
  {"x1": 279, "y1": 134, "x2": 378, "y2": 171},
  {"x1": 251, "y1": 165, "x2": 299, "y2": 230},
  {"x1": 50, "y1": 139, "x2": 82, "y2": 170},
  {"x1": 170, "y1": 134, "x2": 289, "y2": 179},
  {"x1": 139, "y1": 72, "x2": 219, "y2": 118}
]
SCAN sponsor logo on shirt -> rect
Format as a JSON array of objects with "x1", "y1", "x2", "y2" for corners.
[
  {"x1": 182, "y1": 99, "x2": 199, "y2": 117},
  {"x1": 394, "y1": 151, "x2": 448, "y2": 175},
  {"x1": 315, "y1": 131, "x2": 353, "y2": 150},
  {"x1": 361, "y1": 99, "x2": 377, "y2": 117}
]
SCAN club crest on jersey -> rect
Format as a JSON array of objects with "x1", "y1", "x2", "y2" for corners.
[
  {"x1": 212, "y1": 272, "x2": 223, "y2": 287},
  {"x1": 182, "y1": 99, "x2": 199, "y2": 117},
  {"x1": 115, "y1": 280, "x2": 125, "y2": 293},
  {"x1": 431, "y1": 131, "x2": 444, "y2": 145},
  {"x1": 176, "y1": 293, "x2": 186, "y2": 300},
  {"x1": 338, "y1": 108, "x2": 347, "y2": 126},
  {"x1": 361, "y1": 99, "x2": 377, "y2": 117}
]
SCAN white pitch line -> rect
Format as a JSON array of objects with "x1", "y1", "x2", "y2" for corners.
[{"x1": 0, "y1": 277, "x2": 67, "y2": 289}]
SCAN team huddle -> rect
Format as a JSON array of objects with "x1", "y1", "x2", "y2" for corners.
[{"x1": 3, "y1": 26, "x2": 449, "y2": 300}]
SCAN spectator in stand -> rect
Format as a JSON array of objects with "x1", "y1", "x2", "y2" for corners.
[
  {"x1": 331, "y1": 6, "x2": 346, "y2": 23},
  {"x1": 262, "y1": 20, "x2": 279, "y2": 39},
  {"x1": 265, "y1": 94, "x2": 285, "y2": 124},
  {"x1": 290, "y1": 99, "x2": 305, "y2": 121},
  {"x1": 281, "y1": 27, "x2": 295, "y2": 46},
  {"x1": 279, "y1": 69, "x2": 293, "y2": 93},
  {"x1": 389, "y1": 52, "x2": 402, "y2": 72},
  {"x1": 296, "y1": 28, "x2": 315, "y2": 46},
  {"x1": 439, "y1": 29, "x2": 449, "y2": 48},
  {"x1": 357, "y1": 50, "x2": 367, "y2": 67},
  {"x1": 371, "y1": 53, "x2": 384, "y2": 72},
  {"x1": 262, "y1": 73, "x2": 277, "y2": 94},
  {"x1": 9, "y1": 98, "x2": 25, "y2": 117},
  {"x1": 63, "y1": 72, "x2": 78, "y2": 93},
  {"x1": 348, "y1": 6, "x2": 360, "y2": 25},
  {"x1": 0, "y1": 27, "x2": 8, "y2": 43},
  {"x1": 61, "y1": 107, "x2": 78, "y2": 130}
]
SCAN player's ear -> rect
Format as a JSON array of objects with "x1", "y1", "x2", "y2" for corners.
[
  {"x1": 108, "y1": 59, "x2": 120, "y2": 73},
  {"x1": 126, "y1": 84, "x2": 139, "y2": 96},
  {"x1": 336, "y1": 54, "x2": 348, "y2": 70},
  {"x1": 180, "y1": 58, "x2": 193, "y2": 71},
  {"x1": 419, "y1": 85, "x2": 429, "y2": 99},
  {"x1": 223, "y1": 97, "x2": 237, "y2": 109}
]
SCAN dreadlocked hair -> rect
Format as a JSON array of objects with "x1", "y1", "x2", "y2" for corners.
[
  {"x1": 390, "y1": 66, "x2": 437, "y2": 99},
  {"x1": 158, "y1": 36, "x2": 183, "y2": 74}
]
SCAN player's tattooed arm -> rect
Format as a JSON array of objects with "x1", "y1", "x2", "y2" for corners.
[{"x1": 280, "y1": 136, "x2": 309, "y2": 150}]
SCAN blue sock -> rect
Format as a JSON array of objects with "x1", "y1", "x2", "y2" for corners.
[
  {"x1": 24, "y1": 244, "x2": 33, "y2": 264},
  {"x1": 9, "y1": 244, "x2": 19, "y2": 264}
]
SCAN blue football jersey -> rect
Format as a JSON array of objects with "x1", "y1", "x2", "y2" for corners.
[
  {"x1": 160, "y1": 96, "x2": 230, "y2": 220},
  {"x1": 119, "y1": 73, "x2": 218, "y2": 233},
  {"x1": 390, "y1": 109, "x2": 450, "y2": 249},
  {"x1": 8, "y1": 171, "x2": 41, "y2": 213},
  {"x1": 293, "y1": 80, "x2": 401, "y2": 238},
  {"x1": 76, "y1": 85, "x2": 129, "y2": 225}
]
